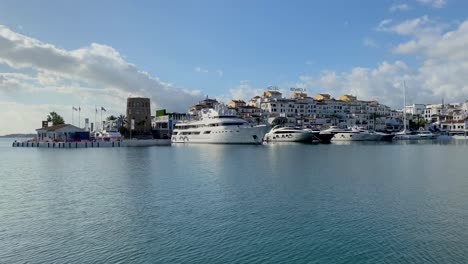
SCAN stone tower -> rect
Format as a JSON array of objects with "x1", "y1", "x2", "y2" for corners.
[{"x1": 126, "y1": 97, "x2": 152, "y2": 135}]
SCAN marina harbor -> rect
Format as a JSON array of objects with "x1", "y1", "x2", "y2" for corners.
[
  {"x1": 11, "y1": 89, "x2": 468, "y2": 147},
  {"x1": 3, "y1": 2, "x2": 468, "y2": 263}
]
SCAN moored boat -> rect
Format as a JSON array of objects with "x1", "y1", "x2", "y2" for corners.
[
  {"x1": 172, "y1": 108, "x2": 269, "y2": 144},
  {"x1": 264, "y1": 126, "x2": 315, "y2": 142}
]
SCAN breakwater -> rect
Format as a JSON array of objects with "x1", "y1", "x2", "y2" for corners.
[{"x1": 12, "y1": 139, "x2": 171, "y2": 148}]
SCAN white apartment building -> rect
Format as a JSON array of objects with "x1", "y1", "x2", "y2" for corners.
[
  {"x1": 251, "y1": 91, "x2": 394, "y2": 129},
  {"x1": 405, "y1": 104, "x2": 426, "y2": 115}
]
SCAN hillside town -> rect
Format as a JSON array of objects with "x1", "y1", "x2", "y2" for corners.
[
  {"x1": 13, "y1": 88, "x2": 468, "y2": 148},
  {"x1": 152, "y1": 89, "x2": 468, "y2": 137}
]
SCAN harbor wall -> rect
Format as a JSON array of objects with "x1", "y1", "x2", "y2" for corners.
[{"x1": 12, "y1": 139, "x2": 171, "y2": 148}]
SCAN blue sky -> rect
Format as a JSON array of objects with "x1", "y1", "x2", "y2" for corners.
[{"x1": 1, "y1": 0, "x2": 468, "y2": 133}]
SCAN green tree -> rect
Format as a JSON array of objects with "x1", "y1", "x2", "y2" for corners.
[
  {"x1": 418, "y1": 118, "x2": 427, "y2": 128},
  {"x1": 47, "y1": 112, "x2": 65, "y2": 125},
  {"x1": 116, "y1": 115, "x2": 126, "y2": 128},
  {"x1": 106, "y1": 115, "x2": 117, "y2": 121}
]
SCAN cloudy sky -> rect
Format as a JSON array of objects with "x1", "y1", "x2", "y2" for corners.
[{"x1": 1, "y1": 0, "x2": 468, "y2": 134}]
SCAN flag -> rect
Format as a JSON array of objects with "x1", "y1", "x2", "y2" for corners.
[
  {"x1": 72, "y1": 107, "x2": 78, "y2": 111},
  {"x1": 79, "y1": 106, "x2": 81, "y2": 111},
  {"x1": 101, "y1": 106, "x2": 107, "y2": 112},
  {"x1": 95, "y1": 107, "x2": 98, "y2": 114}
]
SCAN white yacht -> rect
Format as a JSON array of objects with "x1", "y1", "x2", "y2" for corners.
[
  {"x1": 94, "y1": 130, "x2": 122, "y2": 141},
  {"x1": 450, "y1": 131, "x2": 468, "y2": 140},
  {"x1": 264, "y1": 126, "x2": 316, "y2": 142},
  {"x1": 172, "y1": 107, "x2": 269, "y2": 144},
  {"x1": 394, "y1": 130, "x2": 437, "y2": 140},
  {"x1": 320, "y1": 126, "x2": 347, "y2": 135},
  {"x1": 332, "y1": 127, "x2": 383, "y2": 141},
  {"x1": 320, "y1": 126, "x2": 388, "y2": 142}
]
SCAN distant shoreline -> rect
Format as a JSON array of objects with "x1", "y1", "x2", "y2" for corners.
[{"x1": 0, "y1": 134, "x2": 35, "y2": 138}]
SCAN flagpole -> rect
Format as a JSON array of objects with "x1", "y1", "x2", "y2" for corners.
[
  {"x1": 78, "y1": 107, "x2": 81, "y2": 128},
  {"x1": 72, "y1": 107, "x2": 74, "y2": 126},
  {"x1": 94, "y1": 106, "x2": 97, "y2": 132},
  {"x1": 100, "y1": 108, "x2": 103, "y2": 131}
]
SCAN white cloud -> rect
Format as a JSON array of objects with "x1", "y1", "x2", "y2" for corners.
[
  {"x1": 195, "y1": 66, "x2": 209, "y2": 73},
  {"x1": 0, "y1": 25, "x2": 202, "y2": 108},
  {"x1": 377, "y1": 19, "x2": 393, "y2": 29},
  {"x1": 389, "y1": 3, "x2": 410, "y2": 12},
  {"x1": 363, "y1": 37, "x2": 378, "y2": 47},
  {"x1": 297, "y1": 18, "x2": 468, "y2": 108},
  {"x1": 216, "y1": 69, "x2": 223, "y2": 77},
  {"x1": 216, "y1": 80, "x2": 265, "y2": 104},
  {"x1": 376, "y1": 15, "x2": 446, "y2": 36},
  {"x1": 416, "y1": 0, "x2": 447, "y2": 8},
  {"x1": 0, "y1": 25, "x2": 203, "y2": 134}
]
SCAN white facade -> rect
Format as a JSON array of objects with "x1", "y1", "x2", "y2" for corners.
[
  {"x1": 405, "y1": 104, "x2": 426, "y2": 115},
  {"x1": 36, "y1": 124, "x2": 85, "y2": 142}
]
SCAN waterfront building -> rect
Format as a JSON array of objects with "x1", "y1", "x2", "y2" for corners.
[
  {"x1": 440, "y1": 119, "x2": 468, "y2": 131},
  {"x1": 247, "y1": 90, "x2": 392, "y2": 130},
  {"x1": 228, "y1": 100, "x2": 246, "y2": 108},
  {"x1": 36, "y1": 124, "x2": 86, "y2": 142},
  {"x1": 152, "y1": 110, "x2": 189, "y2": 139},
  {"x1": 189, "y1": 97, "x2": 219, "y2": 116},
  {"x1": 314, "y1": 93, "x2": 332, "y2": 100},
  {"x1": 405, "y1": 104, "x2": 426, "y2": 116},
  {"x1": 126, "y1": 97, "x2": 152, "y2": 135}
]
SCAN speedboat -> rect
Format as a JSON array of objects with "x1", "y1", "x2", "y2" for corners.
[{"x1": 264, "y1": 126, "x2": 316, "y2": 142}]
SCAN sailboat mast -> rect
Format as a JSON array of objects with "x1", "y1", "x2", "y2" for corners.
[{"x1": 403, "y1": 81, "x2": 407, "y2": 131}]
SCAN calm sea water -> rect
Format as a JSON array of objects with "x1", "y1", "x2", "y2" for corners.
[{"x1": 1, "y1": 138, "x2": 468, "y2": 264}]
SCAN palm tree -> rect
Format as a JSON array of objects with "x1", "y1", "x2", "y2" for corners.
[
  {"x1": 116, "y1": 114, "x2": 126, "y2": 129},
  {"x1": 116, "y1": 114, "x2": 128, "y2": 137}
]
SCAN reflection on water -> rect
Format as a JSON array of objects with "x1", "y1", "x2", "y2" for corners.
[{"x1": 1, "y1": 138, "x2": 468, "y2": 263}]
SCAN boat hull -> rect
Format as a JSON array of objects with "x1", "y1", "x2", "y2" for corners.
[
  {"x1": 394, "y1": 134, "x2": 437, "y2": 140},
  {"x1": 264, "y1": 131, "x2": 314, "y2": 142},
  {"x1": 315, "y1": 133, "x2": 334, "y2": 143},
  {"x1": 332, "y1": 132, "x2": 382, "y2": 141},
  {"x1": 172, "y1": 125, "x2": 269, "y2": 144}
]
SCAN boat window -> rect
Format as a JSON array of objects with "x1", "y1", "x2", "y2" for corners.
[
  {"x1": 275, "y1": 131, "x2": 299, "y2": 134},
  {"x1": 172, "y1": 132, "x2": 178, "y2": 135},
  {"x1": 220, "y1": 122, "x2": 244, "y2": 126},
  {"x1": 204, "y1": 131, "x2": 211, "y2": 134}
]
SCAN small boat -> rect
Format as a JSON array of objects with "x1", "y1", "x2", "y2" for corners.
[
  {"x1": 264, "y1": 126, "x2": 316, "y2": 142},
  {"x1": 443, "y1": 130, "x2": 468, "y2": 140},
  {"x1": 94, "y1": 129, "x2": 122, "y2": 141}
]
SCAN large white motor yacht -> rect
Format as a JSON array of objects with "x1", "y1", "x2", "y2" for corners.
[
  {"x1": 172, "y1": 107, "x2": 269, "y2": 144},
  {"x1": 264, "y1": 126, "x2": 316, "y2": 142}
]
